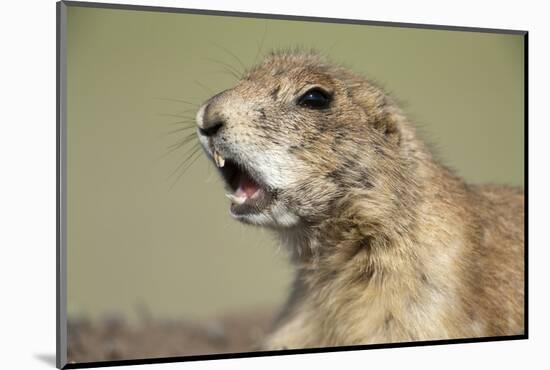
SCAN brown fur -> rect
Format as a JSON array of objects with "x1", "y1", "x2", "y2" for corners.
[{"x1": 197, "y1": 51, "x2": 525, "y2": 349}]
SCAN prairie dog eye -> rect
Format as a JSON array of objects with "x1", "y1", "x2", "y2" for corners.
[{"x1": 298, "y1": 88, "x2": 332, "y2": 109}]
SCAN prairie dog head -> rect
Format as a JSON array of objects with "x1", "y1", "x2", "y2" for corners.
[{"x1": 196, "y1": 51, "x2": 418, "y2": 229}]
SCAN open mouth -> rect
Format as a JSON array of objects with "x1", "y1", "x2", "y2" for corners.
[{"x1": 211, "y1": 148, "x2": 274, "y2": 216}]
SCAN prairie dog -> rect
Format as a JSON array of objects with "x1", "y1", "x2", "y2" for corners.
[{"x1": 195, "y1": 51, "x2": 524, "y2": 349}]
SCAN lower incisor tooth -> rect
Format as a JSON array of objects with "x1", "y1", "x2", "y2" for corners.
[{"x1": 225, "y1": 193, "x2": 246, "y2": 205}]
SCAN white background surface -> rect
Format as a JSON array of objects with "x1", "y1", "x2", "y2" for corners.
[{"x1": 0, "y1": 0, "x2": 546, "y2": 369}]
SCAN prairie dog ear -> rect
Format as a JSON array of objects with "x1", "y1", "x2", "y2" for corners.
[
  {"x1": 367, "y1": 97, "x2": 403, "y2": 146},
  {"x1": 373, "y1": 112, "x2": 401, "y2": 144},
  {"x1": 349, "y1": 80, "x2": 403, "y2": 145}
]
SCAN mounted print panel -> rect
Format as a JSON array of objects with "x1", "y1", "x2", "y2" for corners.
[{"x1": 57, "y1": 1, "x2": 527, "y2": 368}]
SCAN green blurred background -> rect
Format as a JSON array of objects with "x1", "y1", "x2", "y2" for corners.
[{"x1": 66, "y1": 5, "x2": 524, "y2": 322}]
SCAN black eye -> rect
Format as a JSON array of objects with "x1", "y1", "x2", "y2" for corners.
[{"x1": 298, "y1": 88, "x2": 331, "y2": 109}]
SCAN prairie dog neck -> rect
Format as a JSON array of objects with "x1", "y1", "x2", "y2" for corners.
[{"x1": 272, "y1": 157, "x2": 481, "y2": 341}]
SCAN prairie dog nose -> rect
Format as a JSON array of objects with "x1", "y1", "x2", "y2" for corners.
[
  {"x1": 196, "y1": 104, "x2": 224, "y2": 137},
  {"x1": 199, "y1": 119, "x2": 223, "y2": 137},
  {"x1": 196, "y1": 92, "x2": 227, "y2": 137}
]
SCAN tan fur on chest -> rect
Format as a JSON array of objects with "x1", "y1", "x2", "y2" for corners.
[{"x1": 264, "y1": 176, "x2": 524, "y2": 349}]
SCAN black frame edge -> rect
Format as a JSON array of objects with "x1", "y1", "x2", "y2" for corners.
[
  {"x1": 57, "y1": 1, "x2": 68, "y2": 369},
  {"x1": 61, "y1": 0, "x2": 527, "y2": 35},
  {"x1": 523, "y1": 32, "x2": 529, "y2": 338},
  {"x1": 62, "y1": 335, "x2": 528, "y2": 369}
]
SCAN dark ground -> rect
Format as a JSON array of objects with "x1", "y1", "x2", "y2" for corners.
[{"x1": 67, "y1": 308, "x2": 276, "y2": 364}]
